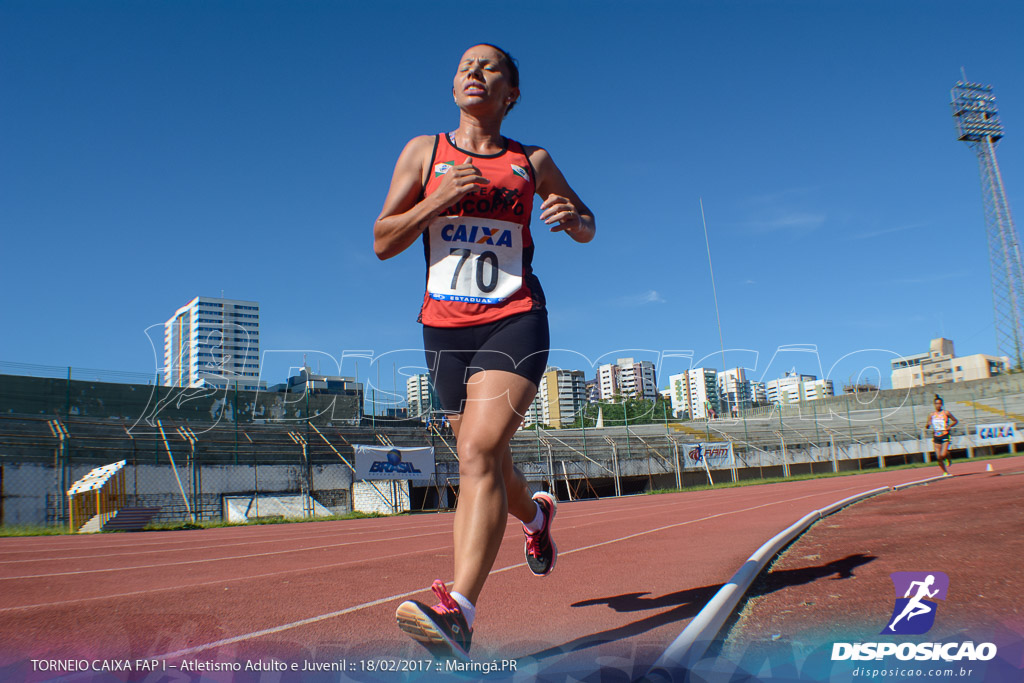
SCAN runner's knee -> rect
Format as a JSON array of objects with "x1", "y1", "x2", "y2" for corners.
[{"x1": 457, "y1": 436, "x2": 505, "y2": 479}]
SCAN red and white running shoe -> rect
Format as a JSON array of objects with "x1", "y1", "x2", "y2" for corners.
[
  {"x1": 524, "y1": 490, "x2": 558, "y2": 577},
  {"x1": 396, "y1": 580, "x2": 472, "y2": 660}
]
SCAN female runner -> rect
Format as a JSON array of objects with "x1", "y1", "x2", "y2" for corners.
[
  {"x1": 373, "y1": 44, "x2": 595, "y2": 660},
  {"x1": 925, "y1": 394, "x2": 957, "y2": 476}
]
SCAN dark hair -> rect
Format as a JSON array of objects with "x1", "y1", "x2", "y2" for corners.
[
  {"x1": 475, "y1": 43, "x2": 520, "y2": 116},
  {"x1": 934, "y1": 394, "x2": 943, "y2": 402}
]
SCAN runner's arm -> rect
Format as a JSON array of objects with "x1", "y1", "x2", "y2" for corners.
[
  {"x1": 373, "y1": 137, "x2": 489, "y2": 260},
  {"x1": 526, "y1": 146, "x2": 595, "y2": 244},
  {"x1": 373, "y1": 136, "x2": 437, "y2": 260}
]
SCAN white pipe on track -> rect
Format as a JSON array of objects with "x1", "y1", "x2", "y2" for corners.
[{"x1": 644, "y1": 474, "x2": 949, "y2": 681}]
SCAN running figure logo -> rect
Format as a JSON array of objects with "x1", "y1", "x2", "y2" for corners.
[{"x1": 882, "y1": 571, "x2": 949, "y2": 635}]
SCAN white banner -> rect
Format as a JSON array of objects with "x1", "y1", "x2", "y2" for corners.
[
  {"x1": 976, "y1": 423, "x2": 1017, "y2": 445},
  {"x1": 354, "y1": 445, "x2": 435, "y2": 481},
  {"x1": 680, "y1": 442, "x2": 735, "y2": 469}
]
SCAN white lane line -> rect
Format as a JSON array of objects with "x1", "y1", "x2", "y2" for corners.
[
  {"x1": 0, "y1": 479, "x2": 766, "y2": 556},
  {"x1": 0, "y1": 520, "x2": 456, "y2": 564},
  {"x1": 0, "y1": 528, "x2": 452, "y2": 580},
  {"x1": 155, "y1": 587, "x2": 433, "y2": 661},
  {"x1": 1, "y1": 465, "x2": 980, "y2": 556},
  {"x1": 0, "y1": 477, "x2": 869, "y2": 581},
  {"x1": 147, "y1": 484, "x2": 869, "y2": 660},
  {"x1": 0, "y1": 518, "x2": 455, "y2": 557},
  {"x1": 0, "y1": 490, "x2": 746, "y2": 570},
  {"x1": 0, "y1": 495, "x2": 776, "y2": 609},
  {"x1": 0, "y1": 518, "x2": 538, "y2": 612},
  {"x1": 0, "y1": 493, "x2": 689, "y2": 558},
  {"x1": 0, "y1": 469, "x2": 869, "y2": 559},
  {"x1": 0, "y1": 547, "x2": 427, "y2": 613},
  {"x1": 488, "y1": 483, "x2": 870, "y2": 575}
]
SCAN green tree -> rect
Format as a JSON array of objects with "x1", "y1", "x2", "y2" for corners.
[{"x1": 569, "y1": 395, "x2": 674, "y2": 428}]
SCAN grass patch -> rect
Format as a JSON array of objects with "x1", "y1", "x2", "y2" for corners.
[
  {"x1": 140, "y1": 510, "x2": 391, "y2": 532},
  {"x1": 0, "y1": 511, "x2": 392, "y2": 537},
  {"x1": 0, "y1": 524, "x2": 74, "y2": 537}
]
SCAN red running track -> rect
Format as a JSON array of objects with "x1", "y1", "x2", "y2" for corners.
[{"x1": 1, "y1": 458, "x2": 1015, "y2": 681}]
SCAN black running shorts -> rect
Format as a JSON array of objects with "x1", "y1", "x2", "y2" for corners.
[{"x1": 422, "y1": 310, "x2": 550, "y2": 414}]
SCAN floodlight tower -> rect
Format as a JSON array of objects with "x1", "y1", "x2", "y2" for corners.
[{"x1": 952, "y1": 80, "x2": 1024, "y2": 368}]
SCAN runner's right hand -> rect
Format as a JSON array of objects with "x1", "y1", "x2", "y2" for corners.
[{"x1": 433, "y1": 157, "x2": 489, "y2": 208}]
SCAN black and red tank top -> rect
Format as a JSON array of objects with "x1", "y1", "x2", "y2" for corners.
[{"x1": 419, "y1": 133, "x2": 545, "y2": 327}]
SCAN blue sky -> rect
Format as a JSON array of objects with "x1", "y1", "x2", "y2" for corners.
[{"x1": 2, "y1": 0, "x2": 1023, "y2": 399}]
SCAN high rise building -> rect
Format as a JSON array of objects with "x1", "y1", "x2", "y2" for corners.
[
  {"x1": 407, "y1": 373, "x2": 432, "y2": 419},
  {"x1": 523, "y1": 391, "x2": 543, "y2": 428},
  {"x1": 747, "y1": 380, "x2": 767, "y2": 407},
  {"x1": 802, "y1": 378, "x2": 835, "y2": 402},
  {"x1": 622, "y1": 358, "x2": 658, "y2": 401},
  {"x1": 890, "y1": 338, "x2": 1009, "y2": 389},
  {"x1": 597, "y1": 362, "x2": 620, "y2": 400},
  {"x1": 540, "y1": 368, "x2": 588, "y2": 427},
  {"x1": 597, "y1": 358, "x2": 657, "y2": 400},
  {"x1": 718, "y1": 368, "x2": 751, "y2": 415},
  {"x1": 163, "y1": 296, "x2": 262, "y2": 390},
  {"x1": 688, "y1": 368, "x2": 719, "y2": 419},
  {"x1": 668, "y1": 368, "x2": 719, "y2": 419},
  {"x1": 765, "y1": 372, "x2": 834, "y2": 404},
  {"x1": 668, "y1": 373, "x2": 688, "y2": 418}
]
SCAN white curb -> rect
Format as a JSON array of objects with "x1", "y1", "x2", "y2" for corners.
[{"x1": 644, "y1": 474, "x2": 949, "y2": 681}]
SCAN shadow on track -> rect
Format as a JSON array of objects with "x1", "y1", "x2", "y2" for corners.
[{"x1": 522, "y1": 553, "x2": 876, "y2": 662}]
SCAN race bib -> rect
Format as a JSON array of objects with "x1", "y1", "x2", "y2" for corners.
[
  {"x1": 426, "y1": 216, "x2": 523, "y2": 304},
  {"x1": 930, "y1": 414, "x2": 948, "y2": 433}
]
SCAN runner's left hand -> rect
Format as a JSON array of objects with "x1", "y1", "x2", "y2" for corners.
[{"x1": 540, "y1": 194, "x2": 583, "y2": 233}]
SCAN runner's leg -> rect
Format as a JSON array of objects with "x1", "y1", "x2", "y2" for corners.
[
  {"x1": 449, "y1": 369, "x2": 539, "y2": 604},
  {"x1": 448, "y1": 424, "x2": 537, "y2": 524}
]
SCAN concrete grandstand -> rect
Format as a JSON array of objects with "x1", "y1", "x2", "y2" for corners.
[{"x1": 2, "y1": 371, "x2": 1022, "y2": 530}]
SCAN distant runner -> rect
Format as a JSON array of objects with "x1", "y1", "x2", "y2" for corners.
[
  {"x1": 925, "y1": 394, "x2": 957, "y2": 476},
  {"x1": 373, "y1": 43, "x2": 595, "y2": 661}
]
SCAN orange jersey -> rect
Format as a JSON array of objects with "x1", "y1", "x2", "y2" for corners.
[
  {"x1": 929, "y1": 410, "x2": 954, "y2": 435},
  {"x1": 418, "y1": 134, "x2": 545, "y2": 327}
]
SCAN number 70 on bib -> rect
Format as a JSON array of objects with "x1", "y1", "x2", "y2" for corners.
[{"x1": 426, "y1": 217, "x2": 524, "y2": 305}]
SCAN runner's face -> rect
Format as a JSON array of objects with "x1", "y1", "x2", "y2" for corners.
[
  {"x1": 934, "y1": 400, "x2": 942, "y2": 410},
  {"x1": 453, "y1": 45, "x2": 517, "y2": 114}
]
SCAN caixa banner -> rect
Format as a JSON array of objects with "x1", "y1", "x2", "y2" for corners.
[
  {"x1": 976, "y1": 423, "x2": 1017, "y2": 445},
  {"x1": 354, "y1": 445, "x2": 435, "y2": 481},
  {"x1": 681, "y1": 442, "x2": 735, "y2": 469}
]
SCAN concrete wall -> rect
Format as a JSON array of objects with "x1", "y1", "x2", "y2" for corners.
[
  {"x1": 2, "y1": 460, "x2": 355, "y2": 526},
  {"x1": 353, "y1": 480, "x2": 410, "y2": 515}
]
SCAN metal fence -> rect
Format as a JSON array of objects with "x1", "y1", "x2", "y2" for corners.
[
  {"x1": 0, "y1": 415, "x2": 437, "y2": 527},
  {"x1": 3, "y1": 375, "x2": 1023, "y2": 529},
  {"x1": 504, "y1": 388, "x2": 1024, "y2": 497}
]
